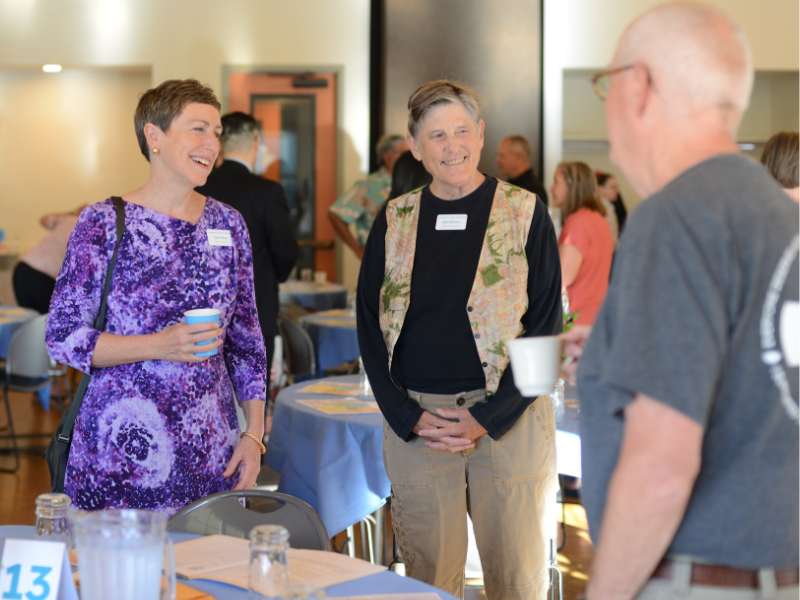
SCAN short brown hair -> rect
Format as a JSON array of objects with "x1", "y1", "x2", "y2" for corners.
[
  {"x1": 557, "y1": 161, "x2": 606, "y2": 221},
  {"x1": 134, "y1": 79, "x2": 220, "y2": 161},
  {"x1": 761, "y1": 131, "x2": 799, "y2": 189},
  {"x1": 407, "y1": 80, "x2": 481, "y2": 138}
]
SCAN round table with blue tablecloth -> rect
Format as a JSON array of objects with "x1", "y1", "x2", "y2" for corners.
[
  {"x1": 0, "y1": 525, "x2": 457, "y2": 599},
  {"x1": 266, "y1": 375, "x2": 389, "y2": 537},
  {"x1": 279, "y1": 281, "x2": 348, "y2": 311},
  {"x1": 299, "y1": 309, "x2": 359, "y2": 373},
  {"x1": 267, "y1": 376, "x2": 583, "y2": 538}
]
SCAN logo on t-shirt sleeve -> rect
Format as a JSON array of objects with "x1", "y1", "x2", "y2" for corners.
[{"x1": 760, "y1": 235, "x2": 799, "y2": 422}]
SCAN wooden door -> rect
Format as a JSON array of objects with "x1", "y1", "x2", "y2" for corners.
[{"x1": 228, "y1": 72, "x2": 337, "y2": 279}]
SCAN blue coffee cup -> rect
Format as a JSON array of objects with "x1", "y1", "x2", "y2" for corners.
[{"x1": 184, "y1": 308, "x2": 221, "y2": 358}]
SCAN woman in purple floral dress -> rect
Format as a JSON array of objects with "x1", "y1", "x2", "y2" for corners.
[{"x1": 46, "y1": 80, "x2": 268, "y2": 513}]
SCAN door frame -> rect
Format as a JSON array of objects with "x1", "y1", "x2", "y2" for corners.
[{"x1": 221, "y1": 64, "x2": 345, "y2": 197}]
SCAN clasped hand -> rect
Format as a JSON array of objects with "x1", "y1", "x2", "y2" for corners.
[{"x1": 414, "y1": 408, "x2": 487, "y2": 453}]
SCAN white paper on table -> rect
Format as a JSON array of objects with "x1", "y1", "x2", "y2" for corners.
[
  {"x1": 297, "y1": 397, "x2": 381, "y2": 415},
  {"x1": 301, "y1": 382, "x2": 364, "y2": 396},
  {"x1": 174, "y1": 535, "x2": 386, "y2": 589},
  {"x1": 174, "y1": 535, "x2": 248, "y2": 583},
  {"x1": 287, "y1": 549, "x2": 385, "y2": 587}
]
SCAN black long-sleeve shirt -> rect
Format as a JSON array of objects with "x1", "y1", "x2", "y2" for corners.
[{"x1": 356, "y1": 177, "x2": 562, "y2": 441}]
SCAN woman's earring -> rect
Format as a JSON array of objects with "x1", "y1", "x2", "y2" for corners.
[{"x1": 152, "y1": 147, "x2": 159, "y2": 155}]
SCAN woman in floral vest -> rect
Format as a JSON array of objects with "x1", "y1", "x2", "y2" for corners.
[{"x1": 356, "y1": 80, "x2": 563, "y2": 600}]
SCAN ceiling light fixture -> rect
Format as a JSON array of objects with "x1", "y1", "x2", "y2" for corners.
[{"x1": 42, "y1": 64, "x2": 62, "y2": 73}]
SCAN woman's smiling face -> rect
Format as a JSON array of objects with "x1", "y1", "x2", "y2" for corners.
[{"x1": 409, "y1": 101, "x2": 484, "y2": 198}]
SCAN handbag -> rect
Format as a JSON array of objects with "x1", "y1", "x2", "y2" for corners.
[{"x1": 45, "y1": 197, "x2": 126, "y2": 493}]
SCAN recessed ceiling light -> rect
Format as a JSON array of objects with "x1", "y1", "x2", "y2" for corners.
[{"x1": 42, "y1": 64, "x2": 62, "y2": 73}]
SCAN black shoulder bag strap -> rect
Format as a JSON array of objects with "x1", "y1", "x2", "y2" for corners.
[{"x1": 47, "y1": 197, "x2": 126, "y2": 491}]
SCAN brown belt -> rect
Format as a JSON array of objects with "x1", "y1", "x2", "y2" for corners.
[{"x1": 652, "y1": 559, "x2": 799, "y2": 589}]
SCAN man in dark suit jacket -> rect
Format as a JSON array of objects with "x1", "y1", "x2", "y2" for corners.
[
  {"x1": 198, "y1": 112, "x2": 299, "y2": 384},
  {"x1": 495, "y1": 134, "x2": 549, "y2": 205}
]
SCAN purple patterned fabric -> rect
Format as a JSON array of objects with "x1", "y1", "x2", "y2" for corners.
[{"x1": 46, "y1": 197, "x2": 267, "y2": 514}]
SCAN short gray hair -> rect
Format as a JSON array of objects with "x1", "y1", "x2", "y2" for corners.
[
  {"x1": 375, "y1": 133, "x2": 405, "y2": 164},
  {"x1": 407, "y1": 80, "x2": 481, "y2": 138}
]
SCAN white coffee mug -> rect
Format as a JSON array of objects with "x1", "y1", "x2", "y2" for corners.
[{"x1": 507, "y1": 335, "x2": 562, "y2": 396}]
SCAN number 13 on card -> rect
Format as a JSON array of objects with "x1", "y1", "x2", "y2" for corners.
[{"x1": 0, "y1": 540, "x2": 65, "y2": 600}]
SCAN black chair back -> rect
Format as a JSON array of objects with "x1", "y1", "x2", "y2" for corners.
[{"x1": 277, "y1": 317, "x2": 316, "y2": 380}]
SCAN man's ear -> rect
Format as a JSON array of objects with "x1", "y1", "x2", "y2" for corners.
[{"x1": 630, "y1": 63, "x2": 653, "y2": 119}]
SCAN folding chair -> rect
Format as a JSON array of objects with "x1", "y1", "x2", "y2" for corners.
[
  {"x1": 168, "y1": 489, "x2": 330, "y2": 551},
  {"x1": 277, "y1": 317, "x2": 316, "y2": 382}
]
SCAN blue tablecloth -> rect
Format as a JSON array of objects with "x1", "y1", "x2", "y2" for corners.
[
  {"x1": 268, "y1": 377, "x2": 583, "y2": 536},
  {"x1": 279, "y1": 281, "x2": 348, "y2": 311},
  {"x1": 0, "y1": 306, "x2": 37, "y2": 357},
  {"x1": 0, "y1": 306, "x2": 51, "y2": 410},
  {"x1": 0, "y1": 526, "x2": 456, "y2": 599},
  {"x1": 267, "y1": 375, "x2": 390, "y2": 536},
  {"x1": 299, "y1": 309, "x2": 359, "y2": 373}
]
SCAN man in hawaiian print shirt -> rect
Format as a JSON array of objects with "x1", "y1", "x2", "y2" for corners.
[{"x1": 329, "y1": 133, "x2": 407, "y2": 258}]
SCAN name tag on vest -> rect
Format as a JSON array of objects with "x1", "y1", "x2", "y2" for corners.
[
  {"x1": 435, "y1": 214, "x2": 468, "y2": 231},
  {"x1": 207, "y1": 229, "x2": 233, "y2": 247}
]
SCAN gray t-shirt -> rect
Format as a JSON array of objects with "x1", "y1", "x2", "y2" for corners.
[{"x1": 578, "y1": 154, "x2": 799, "y2": 568}]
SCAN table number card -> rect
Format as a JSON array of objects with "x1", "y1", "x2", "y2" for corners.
[{"x1": 0, "y1": 538, "x2": 77, "y2": 600}]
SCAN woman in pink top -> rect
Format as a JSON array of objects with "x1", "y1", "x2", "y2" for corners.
[{"x1": 551, "y1": 161, "x2": 613, "y2": 325}]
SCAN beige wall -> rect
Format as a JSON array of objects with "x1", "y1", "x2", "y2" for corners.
[
  {"x1": 544, "y1": 0, "x2": 800, "y2": 212},
  {"x1": 560, "y1": 70, "x2": 800, "y2": 211},
  {"x1": 0, "y1": 68, "x2": 151, "y2": 251},
  {"x1": 0, "y1": 0, "x2": 371, "y2": 288}
]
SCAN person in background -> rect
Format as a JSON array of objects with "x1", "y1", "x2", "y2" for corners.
[
  {"x1": 564, "y1": 3, "x2": 798, "y2": 598},
  {"x1": 198, "y1": 111, "x2": 299, "y2": 382},
  {"x1": 47, "y1": 79, "x2": 268, "y2": 513},
  {"x1": 13, "y1": 208, "x2": 82, "y2": 314},
  {"x1": 551, "y1": 161, "x2": 613, "y2": 325},
  {"x1": 329, "y1": 133, "x2": 408, "y2": 258},
  {"x1": 388, "y1": 150, "x2": 432, "y2": 199},
  {"x1": 495, "y1": 134, "x2": 549, "y2": 205},
  {"x1": 357, "y1": 80, "x2": 562, "y2": 599},
  {"x1": 596, "y1": 170, "x2": 628, "y2": 236},
  {"x1": 761, "y1": 131, "x2": 799, "y2": 203}
]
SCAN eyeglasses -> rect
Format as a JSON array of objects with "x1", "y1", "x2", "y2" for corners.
[{"x1": 591, "y1": 64, "x2": 636, "y2": 100}]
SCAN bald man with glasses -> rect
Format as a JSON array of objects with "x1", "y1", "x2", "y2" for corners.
[{"x1": 564, "y1": 3, "x2": 799, "y2": 599}]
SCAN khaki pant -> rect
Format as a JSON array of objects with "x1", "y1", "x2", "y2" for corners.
[
  {"x1": 383, "y1": 388, "x2": 557, "y2": 600},
  {"x1": 637, "y1": 558, "x2": 799, "y2": 600}
]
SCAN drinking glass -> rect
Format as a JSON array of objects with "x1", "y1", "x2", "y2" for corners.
[{"x1": 249, "y1": 524, "x2": 289, "y2": 600}]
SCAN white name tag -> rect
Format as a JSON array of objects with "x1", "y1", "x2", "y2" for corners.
[
  {"x1": 206, "y1": 229, "x2": 233, "y2": 247},
  {"x1": 435, "y1": 214, "x2": 468, "y2": 231},
  {"x1": 0, "y1": 538, "x2": 75, "y2": 600}
]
